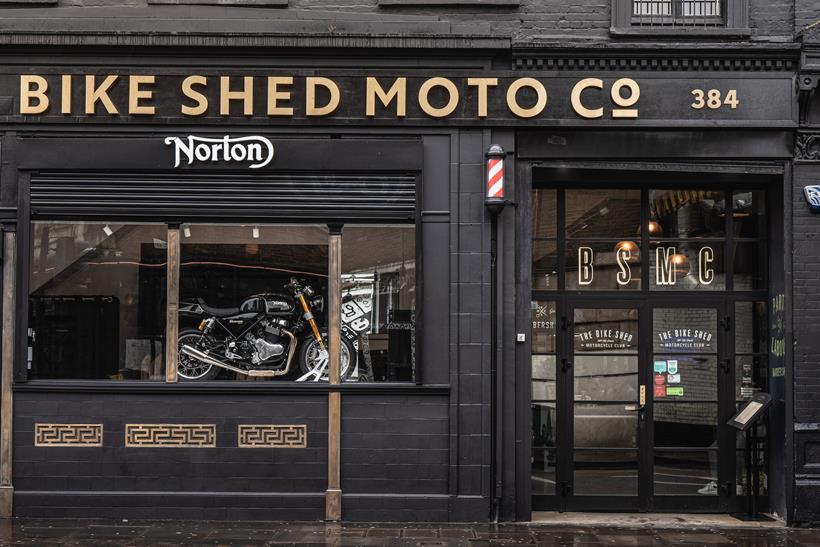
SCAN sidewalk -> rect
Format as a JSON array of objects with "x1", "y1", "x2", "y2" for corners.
[{"x1": 0, "y1": 518, "x2": 818, "y2": 546}]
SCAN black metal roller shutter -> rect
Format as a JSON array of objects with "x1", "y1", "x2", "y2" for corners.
[{"x1": 30, "y1": 172, "x2": 417, "y2": 222}]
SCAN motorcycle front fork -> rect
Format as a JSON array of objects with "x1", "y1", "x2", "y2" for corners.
[{"x1": 297, "y1": 294, "x2": 326, "y2": 352}]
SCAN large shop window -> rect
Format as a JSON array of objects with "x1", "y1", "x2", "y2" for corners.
[
  {"x1": 28, "y1": 222, "x2": 168, "y2": 380},
  {"x1": 28, "y1": 221, "x2": 416, "y2": 383},
  {"x1": 340, "y1": 225, "x2": 416, "y2": 383}
]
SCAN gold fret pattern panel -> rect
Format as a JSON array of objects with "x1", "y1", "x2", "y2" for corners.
[
  {"x1": 125, "y1": 424, "x2": 215, "y2": 448},
  {"x1": 35, "y1": 424, "x2": 103, "y2": 447},
  {"x1": 238, "y1": 424, "x2": 307, "y2": 448}
]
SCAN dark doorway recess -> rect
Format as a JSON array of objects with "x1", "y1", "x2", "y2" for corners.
[{"x1": 528, "y1": 166, "x2": 778, "y2": 514}]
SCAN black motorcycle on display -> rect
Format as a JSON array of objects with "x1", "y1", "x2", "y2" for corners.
[{"x1": 177, "y1": 278, "x2": 356, "y2": 382}]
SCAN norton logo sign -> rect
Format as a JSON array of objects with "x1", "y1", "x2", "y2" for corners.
[{"x1": 164, "y1": 135, "x2": 274, "y2": 169}]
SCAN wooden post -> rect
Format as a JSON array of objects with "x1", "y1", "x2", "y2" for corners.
[
  {"x1": 325, "y1": 227, "x2": 342, "y2": 521},
  {"x1": 165, "y1": 226, "x2": 180, "y2": 383},
  {"x1": 0, "y1": 228, "x2": 16, "y2": 516}
]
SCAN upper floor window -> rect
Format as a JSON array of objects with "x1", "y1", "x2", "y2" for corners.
[{"x1": 612, "y1": 0, "x2": 749, "y2": 35}]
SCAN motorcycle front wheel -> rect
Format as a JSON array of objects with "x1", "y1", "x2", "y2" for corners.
[
  {"x1": 297, "y1": 335, "x2": 355, "y2": 382},
  {"x1": 177, "y1": 329, "x2": 221, "y2": 381}
]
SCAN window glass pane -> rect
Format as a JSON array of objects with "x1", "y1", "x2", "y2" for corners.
[
  {"x1": 736, "y1": 355, "x2": 767, "y2": 401},
  {"x1": 654, "y1": 450, "x2": 718, "y2": 496},
  {"x1": 532, "y1": 355, "x2": 556, "y2": 400},
  {"x1": 532, "y1": 189, "x2": 557, "y2": 239},
  {"x1": 736, "y1": 432, "x2": 768, "y2": 497},
  {"x1": 733, "y1": 242, "x2": 766, "y2": 291},
  {"x1": 566, "y1": 189, "x2": 641, "y2": 238},
  {"x1": 574, "y1": 308, "x2": 639, "y2": 353},
  {"x1": 654, "y1": 402, "x2": 718, "y2": 448},
  {"x1": 735, "y1": 301, "x2": 767, "y2": 353},
  {"x1": 532, "y1": 239, "x2": 558, "y2": 290},
  {"x1": 651, "y1": 355, "x2": 717, "y2": 401},
  {"x1": 29, "y1": 222, "x2": 167, "y2": 380},
  {"x1": 649, "y1": 190, "x2": 725, "y2": 238},
  {"x1": 574, "y1": 403, "x2": 638, "y2": 449},
  {"x1": 341, "y1": 225, "x2": 415, "y2": 383},
  {"x1": 732, "y1": 191, "x2": 765, "y2": 239},
  {"x1": 531, "y1": 300, "x2": 556, "y2": 353},
  {"x1": 565, "y1": 241, "x2": 642, "y2": 291},
  {"x1": 633, "y1": 0, "x2": 672, "y2": 15},
  {"x1": 532, "y1": 402, "x2": 557, "y2": 496},
  {"x1": 574, "y1": 450, "x2": 638, "y2": 496},
  {"x1": 177, "y1": 224, "x2": 329, "y2": 382},
  {"x1": 653, "y1": 308, "x2": 717, "y2": 354},
  {"x1": 649, "y1": 241, "x2": 725, "y2": 290},
  {"x1": 574, "y1": 356, "x2": 638, "y2": 402}
]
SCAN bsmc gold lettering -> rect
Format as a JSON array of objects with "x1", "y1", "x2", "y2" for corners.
[
  {"x1": 575, "y1": 246, "x2": 716, "y2": 288},
  {"x1": 18, "y1": 74, "x2": 644, "y2": 120}
]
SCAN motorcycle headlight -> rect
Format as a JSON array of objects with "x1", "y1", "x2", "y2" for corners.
[
  {"x1": 304, "y1": 285, "x2": 315, "y2": 297},
  {"x1": 311, "y1": 295, "x2": 324, "y2": 314}
]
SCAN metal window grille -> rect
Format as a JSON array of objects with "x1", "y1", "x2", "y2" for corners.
[{"x1": 632, "y1": 0, "x2": 725, "y2": 27}]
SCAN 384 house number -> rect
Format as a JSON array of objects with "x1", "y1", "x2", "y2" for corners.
[{"x1": 691, "y1": 89, "x2": 739, "y2": 110}]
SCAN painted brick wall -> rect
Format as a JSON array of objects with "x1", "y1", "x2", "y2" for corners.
[
  {"x1": 341, "y1": 394, "x2": 449, "y2": 521},
  {"x1": 792, "y1": 166, "x2": 820, "y2": 425},
  {"x1": 792, "y1": 163, "x2": 820, "y2": 524},
  {"x1": 25, "y1": 0, "x2": 796, "y2": 41},
  {"x1": 14, "y1": 392, "x2": 329, "y2": 519}
]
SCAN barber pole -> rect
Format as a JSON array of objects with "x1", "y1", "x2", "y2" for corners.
[
  {"x1": 487, "y1": 150, "x2": 504, "y2": 199},
  {"x1": 484, "y1": 144, "x2": 507, "y2": 215},
  {"x1": 487, "y1": 158, "x2": 504, "y2": 199}
]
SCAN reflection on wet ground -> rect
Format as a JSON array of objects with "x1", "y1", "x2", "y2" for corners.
[{"x1": 0, "y1": 519, "x2": 818, "y2": 546}]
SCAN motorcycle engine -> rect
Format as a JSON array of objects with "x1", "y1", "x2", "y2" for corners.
[{"x1": 248, "y1": 321, "x2": 286, "y2": 364}]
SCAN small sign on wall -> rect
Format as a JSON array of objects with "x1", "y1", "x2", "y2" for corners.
[{"x1": 805, "y1": 186, "x2": 820, "y2": 212}]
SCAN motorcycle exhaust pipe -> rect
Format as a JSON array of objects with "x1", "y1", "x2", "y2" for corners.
[
  {"x1": 180, "y1": 330, "x2": 297, "y2": 378},
  {"x1": 180, "y1": 344, "x2": 282, "y2": 377}
]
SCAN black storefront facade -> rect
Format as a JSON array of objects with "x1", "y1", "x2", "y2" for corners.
[{"x1": 0, "y1": 15, "x2": 816, "y2": 524}]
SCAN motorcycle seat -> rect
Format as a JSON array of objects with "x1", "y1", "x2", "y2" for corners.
[{"x1": 199, "y1": 302, "x2": 241, "y2": 317}]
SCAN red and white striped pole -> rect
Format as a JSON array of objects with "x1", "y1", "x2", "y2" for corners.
[{"x1": 485, "y1": 144, "x2": 507, "y2": 215}]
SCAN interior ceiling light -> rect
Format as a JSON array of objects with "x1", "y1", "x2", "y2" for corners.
[
  {"x1": 103, "y1": 224, "x2": 113, "y2": 237},
  {"x1": 252, "y1": 225, "x2": 260, "y2": 239},
  {"x1": 183, "y1": 225, "x2": 191, "y2": 238}
]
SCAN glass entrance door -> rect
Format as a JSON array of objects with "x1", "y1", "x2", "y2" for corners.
[
  {"x1": 532, "y1": 300, "x2": 733, "y2": 512},
  {"x1": 650, "y1": 304, "x2": 727, "y2": 511},
  {"x1": 563, "y1": 304, "x2": 646, "y2": 511}
]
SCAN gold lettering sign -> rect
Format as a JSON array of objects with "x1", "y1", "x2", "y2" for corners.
[{"x1": 17, "y1": 73, "x2": 652, "y2": 121}]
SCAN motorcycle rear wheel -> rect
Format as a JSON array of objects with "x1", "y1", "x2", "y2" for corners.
[
  {"x1": 177, "y1": 330, "x2": 221, "y2": 381},
  {"x1": 297, "y1": 335, "x2": 355, "y2": 382}
]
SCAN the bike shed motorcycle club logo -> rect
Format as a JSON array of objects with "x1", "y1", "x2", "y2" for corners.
[
  {"x1": 805, "y1": 185, "x2": 820, "y2": 212},
  {"x1": 164, "y1": 135, "x2": 274, "y2": 169}
]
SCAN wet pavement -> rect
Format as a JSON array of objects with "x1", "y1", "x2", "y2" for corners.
[{"x1": 0, "y1": 519, "x2": 818, "y2": 546}]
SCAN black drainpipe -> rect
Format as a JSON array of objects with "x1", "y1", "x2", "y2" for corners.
[{"x1": 485, "y1": 144, "x2": 508, "y2": 522}]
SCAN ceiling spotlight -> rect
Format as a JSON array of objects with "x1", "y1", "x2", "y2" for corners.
[
  {"x1": 183, "y1": 224, "x2": 191, "y2": 238},
  {"x1": 614, "y1": 240, "x2": 640, "y2": 262},
  {"x1": 252, "y1": 225, "x2": 260, "y2": 239},
  {"x1": 103, "y1": 224, "x2": 113, "y2": 237},
  {"x1": 647, "y1": 220, "x2": 663, "y2": 237}
]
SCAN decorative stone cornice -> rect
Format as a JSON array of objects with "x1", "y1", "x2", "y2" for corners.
[
  {"x1": 513, "y1": 43, "x2": 799, "y2": 72},
  {"x1": 513, "y1": 54, "x2": 796, "y2": 72}
]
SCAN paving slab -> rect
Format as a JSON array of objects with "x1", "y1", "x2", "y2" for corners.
[{"x1": 0, "y1": 518, "x2": 816, "y2": 546}]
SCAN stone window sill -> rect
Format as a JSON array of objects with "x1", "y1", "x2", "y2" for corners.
[{"x1": 610, "y1": 26, "x2": 751, "y2": 38}]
